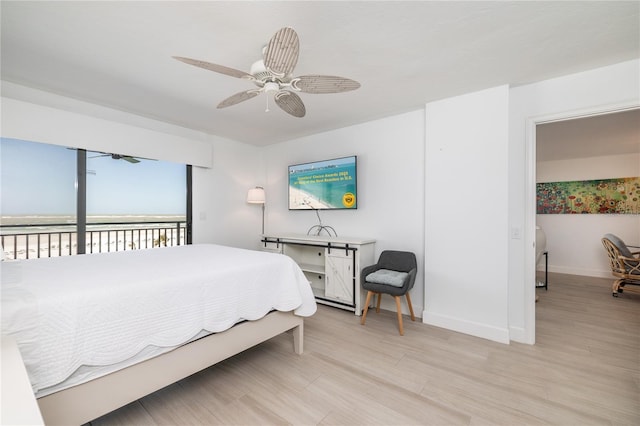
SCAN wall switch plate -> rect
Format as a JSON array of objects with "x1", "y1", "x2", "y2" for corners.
[{"x1": 511, "y1": 226, "x2": 521, "y2": 239}]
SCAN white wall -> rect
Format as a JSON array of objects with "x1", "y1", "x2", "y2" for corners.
[
  {"x1": 262, "y1": 110, "x2": 426, "y2": 316},
  {"x1": 192, "y1": 138, "x2": 264, "y2": 249},
  {"x1": 1, "y1": 83, "x2": 213, "y2": 168},
  {"x1": 508, "y1": 59, "x2": 640, "y2": 344},
  {"x1": 536, "y1": 153, "x2": 640, "y2": 277},
  {"x1": 424, "y1": 85, "x2": 510, "y2": 343},
  {"x1": 261, "y1": 62, "x2": 638, "y2": 345},
  {"x1": 1, "y1": 83, "x2": 264, "y2": 249}
]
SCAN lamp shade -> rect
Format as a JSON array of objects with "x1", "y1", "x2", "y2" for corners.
[{"x1": 247, "y1": 187, "x2": 265, "y2": 204}]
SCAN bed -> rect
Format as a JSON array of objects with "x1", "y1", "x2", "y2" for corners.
[{"x1": 0, "y1": 244, "x2": 316, "y2": 425}]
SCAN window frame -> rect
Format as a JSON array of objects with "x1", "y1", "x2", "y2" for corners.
[{"x1": 72, "y1": 148, "x2": 191, "y2": 254}]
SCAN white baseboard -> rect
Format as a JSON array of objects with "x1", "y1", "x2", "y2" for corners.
[
  {"x1": 538, "y1": 265, "x2": 611, "y2": 278},
  {"x1": 422, "y1": 311, "x2": 510, "y2": 344},
  {"x1": 508, "y1": 325, "x2": 533, "y2": 344}
]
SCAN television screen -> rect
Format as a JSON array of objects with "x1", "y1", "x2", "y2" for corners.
[{"x1": 288, "y1": 156, "x2": 357, "y2": 210}]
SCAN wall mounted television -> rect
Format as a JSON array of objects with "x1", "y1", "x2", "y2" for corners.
[{"x1": 288, "y1": 155, "x2": 357, "y2": 210}]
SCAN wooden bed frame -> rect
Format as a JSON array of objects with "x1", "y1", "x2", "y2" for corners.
[{"x1": 35, "y1": 311, "x2": 304, "y2": 425}]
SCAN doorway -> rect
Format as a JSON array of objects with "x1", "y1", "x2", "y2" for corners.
[{"x1": 527, "y1": 106, "x2": 640, "y2": 342}]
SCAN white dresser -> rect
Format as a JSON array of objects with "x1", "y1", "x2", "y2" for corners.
[{"x1": 260, "y1": 234, "x2": 375, "y2": 315}]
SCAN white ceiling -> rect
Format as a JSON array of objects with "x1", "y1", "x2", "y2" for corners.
[
  {"x1": 537, "y1": 109, "x2": 640, "y2": 162},
  {"x1": 1, "y1": 1, "x2": 639, "y2": 147}
]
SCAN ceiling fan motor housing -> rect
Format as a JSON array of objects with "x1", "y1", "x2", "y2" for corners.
[{"x1": 249, "y1": 59, "x2": 274, "y2": 84}]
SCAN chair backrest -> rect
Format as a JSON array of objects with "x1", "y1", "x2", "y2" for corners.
[
  {"x1": 602, "y1": 237, "x2": 626, "y2": 274},
  {"x1": 602, "y1": 234, "x2": 639, "y2": 275},
  {"x1": 377, "y1": 250, "x2": 417, "y2": 273},
  {"x1": 603, "y1": 233, "x2": 634, "y2": 259}
]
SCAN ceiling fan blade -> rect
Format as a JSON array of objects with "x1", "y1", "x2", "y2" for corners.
[
  {"x1": 292, "y1": 75, "x2": 361, "y2": 94},
  {"x1": 122, "y1": 156, "x2": 140, "y2": 164},
  {"x1": 217, "y1": 90, "x2": 260, "y2": 109},
  {"x1": 263, "y1": 27, "x2": 299, "y2": 77},
  {"x1": 173, "y1": 56, "x2": 255, "y2": 80},
  {"x1": 274, "y1": 90, "x2": 306, "y2": 118}
]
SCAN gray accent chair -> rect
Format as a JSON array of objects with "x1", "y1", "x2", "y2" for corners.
[
  {"x1": 602, "y1": 233, "x2": 640, "y2": 297},
  {"x1": 360, "y1": 250, "x2": 417, "y2": 335}
]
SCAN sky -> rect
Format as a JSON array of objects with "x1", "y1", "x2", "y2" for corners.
[{"x1": 0, "y1": 138, "x2": 186, "y2": 216}]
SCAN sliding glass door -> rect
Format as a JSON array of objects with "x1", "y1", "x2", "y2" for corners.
[
  {"x1": 84, "y1": 150, "x2": 187, "y2": 253},
  {"x1": 1, "y1": 138, "x2": 191, "y2": 259}
]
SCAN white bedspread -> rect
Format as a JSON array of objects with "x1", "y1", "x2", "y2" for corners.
[{"x1": 1, "y1": 244, "x2": 316, "y2": 395}]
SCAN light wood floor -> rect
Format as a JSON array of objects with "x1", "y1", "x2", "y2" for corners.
[{"x1": 90, "y1": 273, "x2": 639, "y2": 425}]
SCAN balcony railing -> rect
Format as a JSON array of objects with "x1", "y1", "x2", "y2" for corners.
[{"x1": 1, "y1": 221, "x2": 186, "y2": 260}]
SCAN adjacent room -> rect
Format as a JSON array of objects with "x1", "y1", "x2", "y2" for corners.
[
  {"x1": 536, "y1": 109, "x2": 640, "y2": 282},
  {"x1": 1, "y1": 1, "x2": 638, "y2": 425}
]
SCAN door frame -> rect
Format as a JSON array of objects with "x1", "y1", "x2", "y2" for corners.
[{"x1": 523, "y1": 100, "x2": 640, "y2": 344}]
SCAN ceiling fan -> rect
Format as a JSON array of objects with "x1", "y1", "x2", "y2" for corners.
[
  {"x1": 90, "y1": 153, "x2": 144, "y2": 163},
  {"x1": 173, "y1": 27, "x2": 360, "y2": 118}
]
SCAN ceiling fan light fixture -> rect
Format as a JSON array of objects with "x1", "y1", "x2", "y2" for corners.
[{"x1": 264, "y1": 82, "x2": 279, "y2": 93}]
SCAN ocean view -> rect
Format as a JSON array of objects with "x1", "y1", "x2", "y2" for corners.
[
  {"x1": 1, "y1": 138, "x2": 188, "y2": 260},
  {"x1": 1, "y1": 215, "x2": 187, "y2": 259},
  {"x1": 1, "y1": 214, "x2": 185, "y2": 226}
]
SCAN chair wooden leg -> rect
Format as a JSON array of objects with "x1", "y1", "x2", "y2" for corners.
[
  {"x1": 394, "y1": 296, "x2": 404, "y2": 335},
  {"x1": 406, "y1": 292, "x2": 415, "y2": 321},
  {"x1": 361, "y1": 291, "x2": 374, "y2": 325},
  {"x1": 376, "y1": 292, "x2": 382, "y2": 313},
  {"x1": 612, "y1": 279, "x2": 623, "y2": 297}
]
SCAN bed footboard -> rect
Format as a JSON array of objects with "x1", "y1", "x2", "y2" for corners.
[
  {"x1": 37, "y1": 311, "x2": 304, "y2": 426},
  {"x1": 1, "y1": 336, "x2": 45, "y2": 425}
]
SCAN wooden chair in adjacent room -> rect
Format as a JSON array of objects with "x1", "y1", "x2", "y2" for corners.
[{"x1": 602, "y1": 233, "x2": 640, "y2": 297}]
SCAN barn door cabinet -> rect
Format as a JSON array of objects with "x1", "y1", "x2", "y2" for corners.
[{"x1": 260, "y1": 234, "x2": 375, "y2": 315}]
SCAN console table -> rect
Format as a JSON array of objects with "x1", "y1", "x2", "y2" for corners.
[{"x1": 261, "y1": 234, "x2": 375, "y2": 315}]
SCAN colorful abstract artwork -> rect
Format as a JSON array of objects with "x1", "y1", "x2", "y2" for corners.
[{"x1": 537, "y1": 177, "x2": 640, "y2": 214}]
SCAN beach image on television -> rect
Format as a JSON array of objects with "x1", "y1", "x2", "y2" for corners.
[{"x1": 289, "y1": 156, "x2": 357, "y2": 209}]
